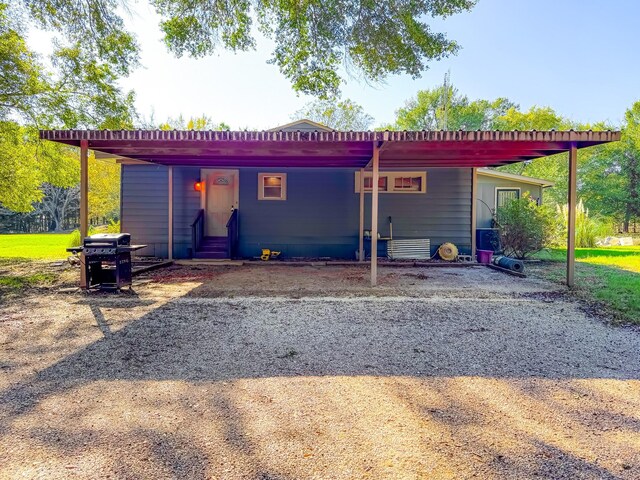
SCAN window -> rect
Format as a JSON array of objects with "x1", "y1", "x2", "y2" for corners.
[
  {"x1": 363, "y1": 175, "x2": 388, "y2": 192},
  {"x1": 258, "y1": 173, "x2": 287, "y2": 200},
  {"x1": 495, "y1": 188, "x2": 520, "y2": 210},
  {"x1": 355, "y1": 171, "x2": 426, "y2": 194},
  {"x1": 394, "y1": 176, "x2": 422, "y2": 191}
]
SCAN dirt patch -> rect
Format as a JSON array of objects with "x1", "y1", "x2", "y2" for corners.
[{"x1": 1, "y1": 266, "x2": 639, "y2": 479}]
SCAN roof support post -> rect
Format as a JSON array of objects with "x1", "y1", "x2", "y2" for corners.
[
  {"x1": 471, "y1": 168, "x2": 478, "y2": 260},
  {"x1": 567, "y1": 142, "x2": 578, "y2": 287},
  {"x1": 371, "y1": 142, "x2": 381, "y2": 286},
  {"x1": 359, "y1": 168, "x2": 365, "y2": 262},
  {"x1": 79, "y1": 139, "x2": 89, "y2": 240},
  {"x1": 168, "y1": 166, "x2": 174, "y2": 261}
]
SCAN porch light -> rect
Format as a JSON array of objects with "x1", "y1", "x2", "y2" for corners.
[{"x1": 194, "y1": 180, "x2": 203, "y2": 191}]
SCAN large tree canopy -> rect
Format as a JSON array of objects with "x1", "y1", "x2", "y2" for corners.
[
  {"x1": 391, "y1": 84, "x2": 515, "y2": 131},
  {"x1": 292, "y1": 98, "x2": 373, "y2": 130},
  {"x1": 14, "y1": 0, "x2": 476, "y2": 99}
]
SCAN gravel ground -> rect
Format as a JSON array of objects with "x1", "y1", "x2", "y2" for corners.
[{"x1": 1, "y1": 265, "x2": 639, "y2": 479}]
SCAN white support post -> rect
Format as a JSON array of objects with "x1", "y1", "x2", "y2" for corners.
[
  {"x1": 359, "y1": 168, "x2": 365, "y2": 262},
  {"x1": 567, "y1": 143, "x2": 577, "y2": 287},
  {"x1": 168, "y1": 166, "x2": 174, "y2": 261},
  {"x1": 371, "y1": 143, "x2": 380, "y2": 287}
]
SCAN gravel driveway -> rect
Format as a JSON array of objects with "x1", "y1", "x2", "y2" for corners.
[{"x1": 1, "y1": 265, "x2": 639, "y2": 479}]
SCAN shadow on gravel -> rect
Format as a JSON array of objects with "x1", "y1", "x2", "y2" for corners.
[{"x1": 1, "y1": 279, "x2": 639, "y2": 478}]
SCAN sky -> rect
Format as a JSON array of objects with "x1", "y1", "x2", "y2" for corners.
[{"x1": 31, "y1": 0, "x2": 640, "y2": 130}]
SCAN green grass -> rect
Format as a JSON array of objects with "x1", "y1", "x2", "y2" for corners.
[
  {"x1": 0, "y1": 233, "x2": 71, "y2": 260},
  {"x1": 533, "y1": 246, "x2": 640, "y2": 324},
  {"x1": 0, "y1": 272, "x2": 57, "y2": 289}
]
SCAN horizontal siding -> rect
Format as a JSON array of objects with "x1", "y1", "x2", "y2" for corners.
[
  {"x1": 122, "y1": 165, "x2": 473, "y2": 259},
  {"x1": 365, "y1": 168, "x2": 472, "y2": 254},
  {"x1": 238, "y1": 168, "x2": 359, "y2": 258},
  {"x1": 121, "y1": 165, "x2": 201, "y2": 258},
  {"x1": 477, "y1": 176, "x2": 543, "y2": 228},
  {"x1": 121, "y1": 165, "x2": 169, "y2": 257}
]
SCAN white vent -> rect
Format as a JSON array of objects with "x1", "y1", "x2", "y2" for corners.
[{"x1": 387, "y1": 239, "x2": 431, "y2": 260}]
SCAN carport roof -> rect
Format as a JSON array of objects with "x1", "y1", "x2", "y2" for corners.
[{"x1": 39, "y1": 129, "x2": 620, "y2": 168}]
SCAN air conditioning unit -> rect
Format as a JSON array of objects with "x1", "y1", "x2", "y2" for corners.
[
  {"x1": 387, "y1": 239, "x2": 431, "y2": 260},
  {"x1": 476, "y1": 228, "x2": 501, "y2": 253}
]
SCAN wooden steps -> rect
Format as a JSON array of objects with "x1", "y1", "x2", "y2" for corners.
[{"x1": 194, "y1": 236, "x2": 228, "y2": 259}]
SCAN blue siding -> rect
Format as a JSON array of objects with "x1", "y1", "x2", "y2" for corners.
[
  {"x1": 366, "y1": 168, "x2": 472, "y2": 256},
  {"x1": 238, "y1": 168, "x2": 359, "y2": 258},
  {"x1": 121, "y1": 165, "x2": 201, "y2": 258},
  {"x1": 121, "y1": 165, "x2": 473, "y2": 259},
  {"x1": 121, "y1": 165, "x2": 169, "y2": 257}
]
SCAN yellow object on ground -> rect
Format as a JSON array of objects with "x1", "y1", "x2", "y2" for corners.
[
  {"x1": 260, "y1": 249, "x2": 281, "y2": 261},
  {"x1": 438, "y1": 243, "x2": 458, "y2": 261}
]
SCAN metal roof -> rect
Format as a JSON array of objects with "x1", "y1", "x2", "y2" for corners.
[
  {"x1": 39, "y1": 129, "x2": 620, "y2": 168},
  {"x1": 476, "y1": 168, "x2": 555, "y2": 187}
]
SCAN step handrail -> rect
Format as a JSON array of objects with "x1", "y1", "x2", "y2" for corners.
[
  {"x1": 191, "y1": 209, "x2": 205, "y2": 256},
  {"x1": 226, "y1": 208, "x2": 239, "y2": 259}
]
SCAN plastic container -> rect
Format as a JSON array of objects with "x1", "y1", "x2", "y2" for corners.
[{"x1": 477, "y1": 249, "x2": 493, "y2": 264}]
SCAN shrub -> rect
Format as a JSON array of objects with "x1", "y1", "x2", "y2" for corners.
[
  {"x1": 67, "y1": 220, "x2": 119, "y2": 247},
  {"x1": 105, "y1": 219, "x2": 120, "y2": 233},
  {"x1": 555, "y1": 200, "x2": 609, "y2": 248},
  {"x1": 496, "y1": 193, "x2": 555, "y2": 259}
]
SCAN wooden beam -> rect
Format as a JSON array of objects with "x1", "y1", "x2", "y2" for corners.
[
  {"x1": 168, "y1": 166, "x2": 174, "y2": 261},
  {"x1": 359, "y1": 168, "x2": 365, "y2": 262},
  {"x1": 80, "y1": 139, "x2": 89, "y2": 239},
  {"x1": 567, "y1": 142, "x2": 577, "y2": 287},
  {"x1": 471, "y1": 168, "x2": 478, "y2": 259},
  {"x1": 371, "y1": 143, "x2": 381, "y2": 286}
]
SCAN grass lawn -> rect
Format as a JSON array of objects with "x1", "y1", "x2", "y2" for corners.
[
  {"x1": 533, "y1": 246, "x2": 640, "y2": 324},
  {"x1": 0, "y1": 233, "x2": 71, "y2": 260}
]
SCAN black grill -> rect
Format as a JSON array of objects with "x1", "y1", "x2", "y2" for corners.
[{"x1": 67, "y1": 233, "x2": 146, "y2": 290}]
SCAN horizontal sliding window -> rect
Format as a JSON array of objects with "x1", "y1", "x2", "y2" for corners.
[{"x1": 355, "y1": 171, "x2": 426, "y2": 194}]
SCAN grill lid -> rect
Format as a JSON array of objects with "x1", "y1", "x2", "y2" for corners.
[{"x1": 83, "y1": 233, "x2": 131, "y2": 247}]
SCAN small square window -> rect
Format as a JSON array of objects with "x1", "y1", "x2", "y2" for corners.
[{"x1": 258, "y1": 173, "x2": 287, "y2": 200}]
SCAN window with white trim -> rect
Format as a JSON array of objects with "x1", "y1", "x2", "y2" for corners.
[
  {"x1": 258, "y1": 173, "x2": 287, "y2": 200},
  {"x1": 495, "y1": 188, "x2": 520, "y2": 210},
  {"x1": 355, "y1": 171, "x2": 426, "y2": 194}
]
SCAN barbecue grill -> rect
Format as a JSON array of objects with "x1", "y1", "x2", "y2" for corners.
[{"x1": 67, "y1": 233, "x2": 146, "y2": 290}]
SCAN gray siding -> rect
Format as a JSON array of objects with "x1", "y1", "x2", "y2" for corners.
[
  {"x1": 238, "y1": 168, "x2": 359, "y2": 258},
  {"x1": 476, "y1": 175, "x2": 543, "y2": 228},
  {"x1": 121, "y1": 164, "x2": 169, "y2": 257},
  {"x1": 367, "y1": 168, "x2": 473, "y2": 256},
  {"x1": 121, "y1": 164, "x2": 201, "y2": 258},
  {"x1": 121, "y1": 165, "x2": 473, "y2": 259}
]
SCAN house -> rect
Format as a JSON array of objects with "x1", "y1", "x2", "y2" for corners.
[
  {"x1": 40, "y1": 121, "x2": 619, "y2": 286},
  {"x1": 475, "y1": 168, "x2": 554, "y2": 229}
]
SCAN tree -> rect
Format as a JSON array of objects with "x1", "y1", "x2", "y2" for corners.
[
  {"x1": 292, "y1": 98, "x2": 373, "y2": 130},
  {"x1": 13, "y1": 0, "x2": 476, "y2": 99},
  {"x1": 579, "y1": 103, "x2": 640, "y2": 232},
  {"x1": 156, "y1": 114, "x2": 230, "y2": 131},
  {"x1": 0, "y1": 2, "x2": 135, "y2": 128},
  {"x1": 392, "y1": 83, "x2": 515, "y2": 130}
]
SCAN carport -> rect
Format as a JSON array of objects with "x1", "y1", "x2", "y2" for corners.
[{"x1": 40, "y1": 128, "x2": 620, "y2": 286}]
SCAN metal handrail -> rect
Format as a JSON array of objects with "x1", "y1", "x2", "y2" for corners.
[
  {"x1": 226, "y1": 208, "x2": 239, "y2": 259},
  {"x1": 191, "y1": 209, "x2": 205, "y2": 256}
]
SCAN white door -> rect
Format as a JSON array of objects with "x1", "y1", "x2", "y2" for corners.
[{"x1": 204, "y1": 170, "x2": 238, "y2": 237}]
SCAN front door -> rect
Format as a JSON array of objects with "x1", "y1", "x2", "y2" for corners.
[{"x1": 203, "y1": 169, "x2": 239, "y2": 237}]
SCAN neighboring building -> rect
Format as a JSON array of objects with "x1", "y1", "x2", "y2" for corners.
[{"x1": 476, "y1": 169, "x2": 554, "y2": 229}]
